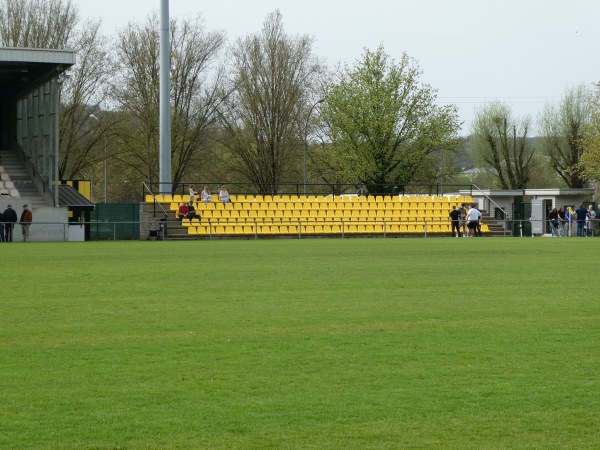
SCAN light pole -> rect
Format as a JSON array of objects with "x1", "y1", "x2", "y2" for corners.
[
  {"x1": 89, "y1": 114, "x2": 108, "y2": 203},
  {"x1": 303, "y1": 98, "x2": 325, "y2": 195}
]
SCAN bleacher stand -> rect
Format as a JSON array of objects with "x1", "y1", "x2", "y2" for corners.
[{"x1": 146, "y1": 193, "x2": 488, "y2": 238}]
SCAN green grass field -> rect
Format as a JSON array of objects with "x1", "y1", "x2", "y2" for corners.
[{"x1": 1, "y1": 238, "x2": 599, "y2": 449}]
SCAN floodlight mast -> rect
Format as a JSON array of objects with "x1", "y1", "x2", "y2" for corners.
[{"x1": 159, "y1": 0, "x2": 172, "y2": 195}]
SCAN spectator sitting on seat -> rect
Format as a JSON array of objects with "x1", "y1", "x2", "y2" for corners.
[
  {"x1": 186, "y1": 202, "x2": 200, "y2": 220},
  {"x1": 177, "y1": 202, "x2": 189, "y2": 220},
  {"x1": 219, "y1": 185, "x2": 231, "y2": 203},
  {"x1": 201, "y1": 186, "x2": 211, "y2": 204}
]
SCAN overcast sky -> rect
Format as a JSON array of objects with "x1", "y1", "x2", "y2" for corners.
[{"x1": 76, "y1": 0, "x2": 600, "y2": 135}]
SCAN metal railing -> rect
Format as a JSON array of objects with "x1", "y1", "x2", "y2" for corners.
[
  {"x1": 2, "y1": 218, "x2": 597, "y2": 241},
  {"x1": 142, "y1": 182, "x2": 477, "y2": 199}
]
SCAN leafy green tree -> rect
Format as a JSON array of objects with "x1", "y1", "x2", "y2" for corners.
[
  {"x1": 470, "y1": 102, "x2": 535, "y2": 190},
  {"x1": 538, "y1": 84, "x2": 591, "y2": 188},
  {"x1": 319, "y1": 46, "x2": 460, "y2": 194},
  {"x1": 581, "y1": 82, "x2": 600, "y2": 182}
]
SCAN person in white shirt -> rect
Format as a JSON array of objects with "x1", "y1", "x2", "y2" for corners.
[
  {"x1": 189, "y1": 185, "x2": 198, "y2": 203},
  {"x1": 201, "y1": 186, "x2": 212, "y2": 204},
  {"x1": 219, "y1": 185, "x2": 231, "y2": 203},
  {"x1": 466, "y1": 205, "x2": 481, "y2": 237},
  {"x1": 587, "y1": 204, "x2": 596, "y2": 237}
]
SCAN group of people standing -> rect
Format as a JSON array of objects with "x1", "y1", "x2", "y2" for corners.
[
  {"x1": 0, "y1": 204, "x2": 32, "y2": 242},
  {"x1": 178, "y1": 185, "x2": 231, "y2": 221},
  {"x1": 449, "y1": 203, "x2": 483, "y2": 238},
  {"x1": 550, "y1": 204, "x2": 596, "y2": 237}
]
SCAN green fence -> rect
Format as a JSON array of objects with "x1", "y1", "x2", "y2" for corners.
[
  {"x1": 512, "y1": 202, "x2": 532, "y2": 237},
  {"x1": 90, "y1": 204, "x2": 139, "y2": 240}
]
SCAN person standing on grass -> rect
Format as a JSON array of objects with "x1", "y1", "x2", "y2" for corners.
[
  {"x1": 449, "y1": 205, "x2": 461, "y2": 237},
  {"x1": 20, "y1": 204, "x2": 32, "y2": 242},
  {"x1": 458, "y1": 203, "x2": 467, "y2": 238},
  {"x1": 548, "y1": 207, "x2": 559, "y2": 237},
  {"x1": 575, "y1": 204, "x2": 588, "y2": 237},
  {"x1": 3, "y1": 204, "x2": 17, "y2": 242},
  {"x1": 557, "y1": 206, "x2": 566, "y2": 237},
  {"x1": 565, "y1": 206, "x2": 574, "y2": 237},
  {"x1": 587, "y1": 205, "x2": 596, "y2": 237},
  {"x1": 472, "y1": 204, "x2": 483, "y2": 237},
  {"x1": 466, "y1": 204, "x2": 481, "y2": 237}
]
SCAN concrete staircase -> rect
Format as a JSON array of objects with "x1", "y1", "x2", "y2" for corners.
[
  {"x1": 0, "y1": 148, "x2": 51, "y2": 208},
  {"x1": 140, "y1": 203, "x2": 194, "y2": 240},
  {"x1": 480, "y1": 211, "x2": 506, "y2": 236}
]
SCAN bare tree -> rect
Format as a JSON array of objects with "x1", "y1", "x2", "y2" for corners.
[
  {"x1": 59, "y1": 19, "x2": 115, "y2": 181},
  {"x1": 111, "y1": 12, "x2": 225, "y2": 191},
  {"x1": 538, "y1": 84, "x2": 591, "y2": 188},
  {"x1": 0, "y1": 0, "x2": 77, "y2": 48},
  {"x1": 217, "y1": 10, "x2": 323, "y2": 193},
  {"x1": 0, "y1": 0, "x2": 114, "y2": 202},
  {"x1": 470, "y1": 102, "x2": 534, "y2": 190}
]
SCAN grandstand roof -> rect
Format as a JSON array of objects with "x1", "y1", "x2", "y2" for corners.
[
  {"x1": 0, "y1": 47, "x2": 76, "y2": 98},
  {"x1": 58, "y1": 185, "x2": 95, "y2": 211}
]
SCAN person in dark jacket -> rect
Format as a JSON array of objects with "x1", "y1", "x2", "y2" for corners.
[
  {"x1": 3, "y1": 204, "x2": 18, "y2": 242},
  {"x1": 449, "y1": 206, "x2": 461, "y2": 237}
]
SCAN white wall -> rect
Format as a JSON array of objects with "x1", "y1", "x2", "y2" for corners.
[{"x1": 0, "y1": 199, "x2": 68, "y2": 242}]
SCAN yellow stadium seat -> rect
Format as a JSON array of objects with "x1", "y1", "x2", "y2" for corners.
[{"x1": 211, "y1": 225, "x2": 224, "y2": 234}]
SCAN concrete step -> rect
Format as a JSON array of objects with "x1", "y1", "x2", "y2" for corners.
[{"x1": 0, "y1": 148, "x2": 52, "y2": 207}]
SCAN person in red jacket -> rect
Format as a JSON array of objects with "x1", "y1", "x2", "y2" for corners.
[
  {"x1": 177, "y1": 203, "x2": 189, "y2": 221},
  {"x1": 20, "y1": 204, "x2": 33, "y2": 242}
]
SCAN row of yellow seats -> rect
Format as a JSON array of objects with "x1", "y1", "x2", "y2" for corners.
[
  {"x1": 171, "y1": 202, "x2": 456, "y2": 215},
  {"x1": 187, "y1": 223, "x2": 455, "y2": 236},
  {"x1": 148, "y1": 193, "x2": 473, "y2": 204},
  {"x1": 193, "y1": 201, "x2": 455, "y2": 211},
  {"x1": 182, "y1": 218, "x2": 462, "y2": 228},
  {"x1": 184, "y1": 210, "x2": 452, "y2": 221}
]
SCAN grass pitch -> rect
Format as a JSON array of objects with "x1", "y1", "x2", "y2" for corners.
[{"x1": 1, "y1": 238, "x2": 599, "y2": 449}]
